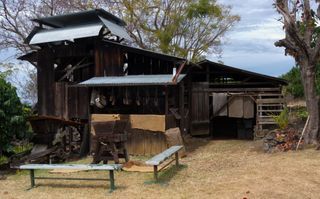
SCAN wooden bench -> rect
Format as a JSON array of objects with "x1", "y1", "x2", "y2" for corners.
[
  {"x1": 19, "y1": 164, "x2": 122, "y2": 192},
  {"x1": 145, "y1": 145, "x2": 183, "y2": 181}
]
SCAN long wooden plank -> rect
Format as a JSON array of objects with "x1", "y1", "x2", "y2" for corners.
[
  {"x1": 91, "y1": 114, "x2": 166, "y2": 132},
  {"x1": 257, "y1": 121, "x2": 277, "y2": 124},
  {"x1": 146, "y1": 145, "x2": 183, "y2": 166},
  {"x1": 256, "y1": 98, "x2": 285, "y2": 104},
  {"x1": 19, "y1": 164, "x2": 122, "y2": 170},
  {"x1": 257, "y1": 93, "x2": 283, "y2": 96},
  {"x1": 193, "y1": 87, "x2": 281, "y2": 92},
  {"x1": 257, "y1": 110, "x2": 283, "y2": 113}
]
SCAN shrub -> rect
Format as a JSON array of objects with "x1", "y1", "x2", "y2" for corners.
[
  {"x1": 272, "y1": 108, "x2": 289, "y2": 130},
  {"x1": 9, "y1": 143, "x2": 33, "y2": 154},
  {"x1": 0, "y1": 156, "x2": 8, "y2": 165},
  {"x1": 296, "y1": 107, "x2": 309, "y2": 120},
  {"x1": 0, "y1": 73, "x2": 32, "y2": 156},
  {"x1": 281, "y1": 65, "x2": 320, "y2": 98}
]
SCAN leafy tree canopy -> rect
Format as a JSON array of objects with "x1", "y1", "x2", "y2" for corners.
[{"x1": 281, "y1": 64, "x2": 320, "y2": 98}]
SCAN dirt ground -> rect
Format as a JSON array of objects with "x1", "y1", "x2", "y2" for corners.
[{"x1": 1, "y1": 139, "x2": 320, "y2": 199}]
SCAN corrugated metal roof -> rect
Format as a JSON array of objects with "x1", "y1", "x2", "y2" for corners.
[
  {"x1": 29, "y1": 24, "x2": 103, "y2": 45},
  {"x1": 99, "y1": 16, "x2": 131, "y2": 41},
  {"x1": 197, "y1": 59, "x2": 287, "y2": 85},
  {"x1": 28, "y1": 9, "x2": 131, "y2": 44},
  {"x1": 75, "y1": 74, "x2": 186, "y2": 87},
  {"x1": 33, "y1": 9, "x2": 126, "y2": 27}
]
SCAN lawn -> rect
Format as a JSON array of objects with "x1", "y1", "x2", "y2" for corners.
[{"x1": 1, "y1": 139, "x2": 320, "y2": 199}]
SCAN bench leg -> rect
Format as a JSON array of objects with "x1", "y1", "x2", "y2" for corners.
[
  {"x1": 109, "y1": 170, "x2": 115, "y2": 192},
  {"x1": 153, "y1": 165, "x2": 158, "y2": 181},
  {"x1": 175, "y1": 152, "x2": 179, "y2": 166},
  {"x1": 30, "y1": 169, "x2": 35, "y2": 188}
]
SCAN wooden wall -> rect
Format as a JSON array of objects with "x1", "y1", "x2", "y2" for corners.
[
  {"x1": 90, "y1": 114, "x2": 176, "y2": 155},
  {"x1": 94, "y1": 43, "x2": 124, "y2": 77},
  {"x1": 190, "y1": 82, "x2": 210, "y2": 136},
  {"x1": 37, "y1": 48, "x2": 55, "y2": 115}
]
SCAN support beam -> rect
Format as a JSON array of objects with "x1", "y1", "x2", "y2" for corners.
[
  {"x1": 37, "y1": 48, "x2": 55, "y2": 115},
  {"x1": 179, "y1": 83, "x2": 185, "y2": 134}
]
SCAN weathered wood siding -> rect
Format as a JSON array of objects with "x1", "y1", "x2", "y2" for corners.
[
  {"x1": 190, "y1": 82, "x2": 210, "y2": 135},
  {"x1": 37, "y1": 48, "x2": 55, "y2": 115},
  {"x1": 90, "y1": 114, "x2": 176, "y2": 155}
]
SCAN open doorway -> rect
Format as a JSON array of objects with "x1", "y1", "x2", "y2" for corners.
[
  {"x1": 210, "y1": 117, "x2": 254, "y2": 139},
  {"x1": 209, "y1": 93, "x2": 255, "y2": 140}
]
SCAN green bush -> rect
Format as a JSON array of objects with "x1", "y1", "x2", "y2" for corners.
[
  {"x1": 0, "y1": 156, "x2": 8, "y2": 165},
  {"x1": 281, "y1": 65, "x2": 320, "y2": 98},
  {"x1": 272, "y1": 108, "x2": 289, "y2": 130},
  {"x1": 295, "y1": 107, "x2": 309, "y2": 120},
  {"x1": 9, "y1": 143, "x2": 33, "y2": 154},
  {"x1": 0, "y1": 73, "x2": 32, "y2": 155}
]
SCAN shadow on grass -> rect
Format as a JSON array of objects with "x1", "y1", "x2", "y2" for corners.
[
  {"x1": 28, "y1": 182, "x2": 127, "y2": 192},
  {"x1": 184, "y1": 136, "x2": 212, "y2": 154},
  {"x1": 144, "y1": 164, "x2": 187, "y2": 185}
]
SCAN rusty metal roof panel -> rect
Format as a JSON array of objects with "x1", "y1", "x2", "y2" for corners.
[
  {"x1": 76, "y1": 74, "x2": 186, "y2": 87},
  {"x1": 29, "y1": 24, "x2": 103, "y2": 45}
]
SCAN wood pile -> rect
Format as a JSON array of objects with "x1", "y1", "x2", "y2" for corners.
[{"x1": 263, "y1": 128, "x2": 302, "y2": 152}]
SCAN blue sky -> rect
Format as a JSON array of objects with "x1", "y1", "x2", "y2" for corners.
[
  {"x1": 1, "y1": 1, "x2": 295, "y2": 78},
  {"x1": 211, "y1": 0, "x2": 295, "y2": 77}
]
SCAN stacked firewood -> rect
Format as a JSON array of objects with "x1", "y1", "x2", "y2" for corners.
[{"x1": 263, "y1": 128, "x2": 302, "y2": 153}]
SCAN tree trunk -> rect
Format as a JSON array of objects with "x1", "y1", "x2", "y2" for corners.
[{"x1": 300, "y1": 61, "x2": 319, "y2": 144}]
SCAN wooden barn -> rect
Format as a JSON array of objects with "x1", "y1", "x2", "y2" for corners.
[{"x1": 20, "y1": 9, "x2": 287, "y2": 157}]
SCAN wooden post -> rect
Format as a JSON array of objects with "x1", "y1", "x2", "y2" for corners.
[
  {"x1": 109, "y1": 170, "x2": 115, "y2": 192},
  {"x1": 179, "y1": 83, "x2": 185, "y2": 134},
  {"x1": 30, "y1": 169, "x2": 35, "y2": 188},
  {"x1": 165, "y1": 86, "x2": 169, "y2": 115},
  {"x1": 175, "y1": 152, "x2": 179, "y2": 166},
  {"x1": 94, "y1": 40, "x2": 104, "y2": 77},
  {"x1": 153, "y1": 165, "x2": 158, "y2": 181},
  {"x1": 37, "y1": 48, "x2": 55, "y2": 115}
]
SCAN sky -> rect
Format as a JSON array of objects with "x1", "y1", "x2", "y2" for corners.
[
  {"x1": 212, "y1": 0, "x2": 295, "y2": 77},
  {"x1": 0, "y1": 0, "x2": 295, "y2": 78}
]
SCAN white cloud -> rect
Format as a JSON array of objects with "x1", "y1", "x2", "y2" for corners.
[{"x1": 213, "y1": 0, "x2": 294, "y2": 76}]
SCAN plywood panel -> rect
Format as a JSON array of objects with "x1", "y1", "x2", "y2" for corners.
[
  {"x1": 228, "y1": 96, "x2": 244, "y2": 118},
  {"x1": 90, "y1": 114, "x2": 168, "y2": 155},
  {"x1": 212, "y1": 93, "x2": 228, "y2": 116},
  {"x1": 91, "y1": 114, "x2": 166, "y2": 132},
  {"x1": 243, "y1": 97, "x2": 255, "y2": 119}
]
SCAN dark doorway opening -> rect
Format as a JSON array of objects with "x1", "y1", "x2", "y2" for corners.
[{"x1": 211, "y1": 117, "x2": 254, "y2": 140}]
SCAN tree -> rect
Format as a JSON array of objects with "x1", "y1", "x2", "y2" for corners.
[
  {"x1": 274, "y1": 0, "x2": 320, "y2": 144},
  {"x1": 115, "y1": 0, "x2": 239, "y2": 61},
  {"x1": 0, "y1": 0, "x2": 239, "y2": 60},
  {"x1": 281, "y1": 64, "x2": 320, "y2": 98},
  {"x1": 0, "y1": 72, "x2": 30, "y2": 156},
  {"x1": 1, "y1": 62, "x2": 37, "y2": 105}
]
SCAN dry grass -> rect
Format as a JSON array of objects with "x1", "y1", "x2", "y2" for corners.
[{"x1": 1, "y1": 139, "x2": 320, "y2": 199}]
